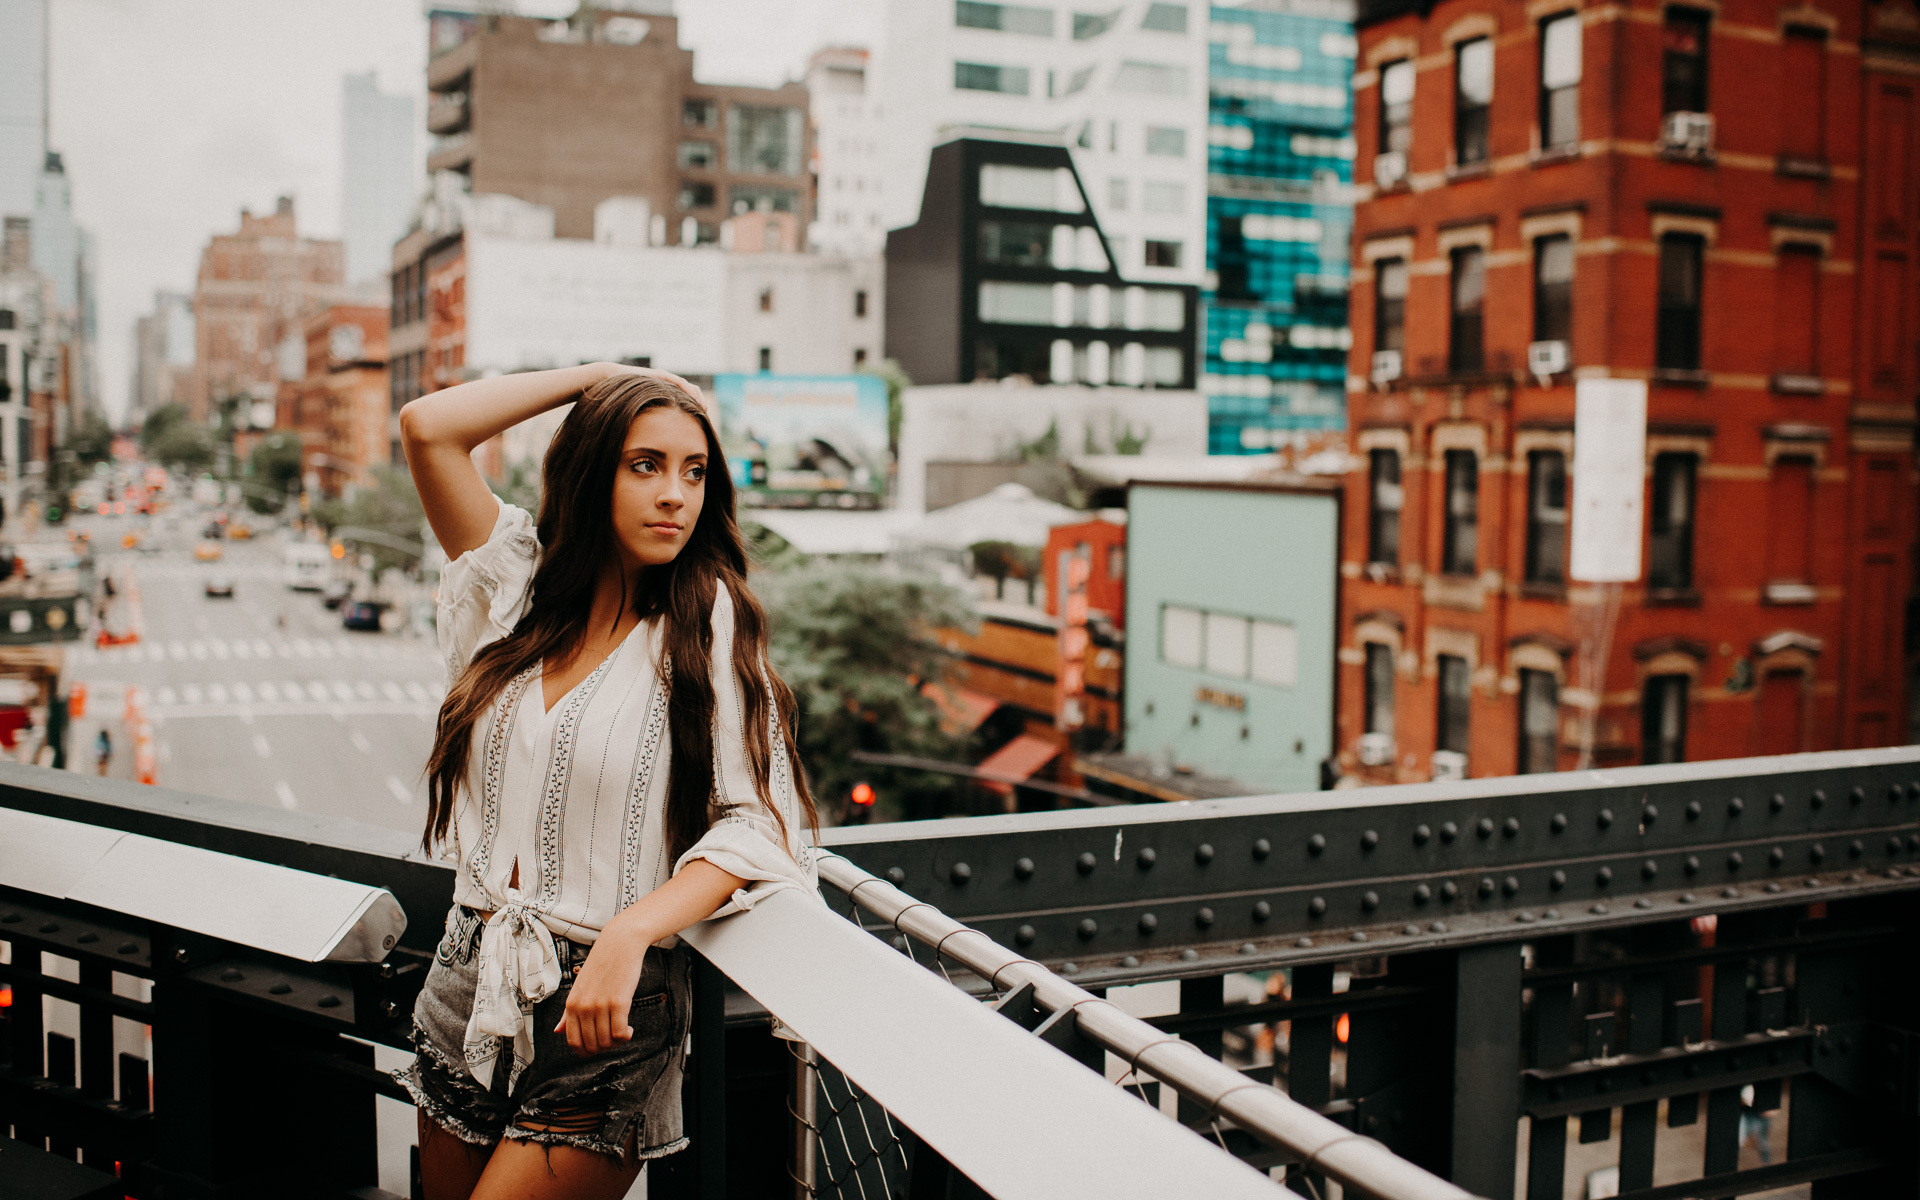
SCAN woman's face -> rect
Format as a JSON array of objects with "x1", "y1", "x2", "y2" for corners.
[{"x1": 610, "y1": 406, "x2": 709, "y2": 568}]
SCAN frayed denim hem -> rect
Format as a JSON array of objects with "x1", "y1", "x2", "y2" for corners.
[
  {"x1": 394, "y1": 1060, "x2": 501, "y2": 1149},
  {"x1": 501, "y1": 1124, "x2": 689, "y2": 1164}
]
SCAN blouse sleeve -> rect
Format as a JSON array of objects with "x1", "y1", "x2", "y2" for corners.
[
  {"x1": 436, "y1": 498, "x2": 539, "y2": 680},
  {"x1": 673, "y1": 584, "x2": 819, "y2": 917}
]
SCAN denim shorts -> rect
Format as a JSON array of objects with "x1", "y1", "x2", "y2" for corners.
[{"x1": 395, "y1": 905, "x2": 691, "y2": 1162}]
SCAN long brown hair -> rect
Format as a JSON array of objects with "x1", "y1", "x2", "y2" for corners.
[{"x1": 422, "y1": 375, "x2": 816, "y2": 865}]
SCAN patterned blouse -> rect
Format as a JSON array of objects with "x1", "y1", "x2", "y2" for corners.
[{"x1": 436, "y1": 500, "x2": 815, "y2": 1086}]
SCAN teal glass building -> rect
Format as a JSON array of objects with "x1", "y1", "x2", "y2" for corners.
[{"x1": 1204, "y1": 0, "x2": 1356, "y2": 453}]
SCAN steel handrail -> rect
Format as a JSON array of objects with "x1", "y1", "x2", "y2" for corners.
[{"x1": 818, "y1": 852, "x2": 1482, "y2": 1200}]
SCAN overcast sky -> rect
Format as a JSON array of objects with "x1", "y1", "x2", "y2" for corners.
[{"x1": 48, "y1": 0, "x2": 885, "y2": 424}]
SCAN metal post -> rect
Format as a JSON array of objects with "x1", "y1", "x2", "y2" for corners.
[
  {"x1": 1176, "y1": 974, "x2": 1225, "y2": 1125},
  {"x1": 1451, "y1": 943, "x2": 1522, "y2": 1199},
  {"x1": 1616, "y1": 974, "x2": 1664, "y2": 1190},
  {"x1": 792, "y1": 1041, "x2": 818, "y2": 1200},
  {"x1": 1525, "y1": 938, "x2": 1574, "y2": 1200}
]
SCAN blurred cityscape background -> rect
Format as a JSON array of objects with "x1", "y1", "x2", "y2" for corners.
[{"x1": 0, "y1": 0, "x2": 1913, "y2": 833}]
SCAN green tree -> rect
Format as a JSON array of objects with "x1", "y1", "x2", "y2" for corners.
[
  {"x1": 760, "y1": 561, "x2": 976, "y2": 822},
  {"x1": 140, "y1": 403, "x2": 188, "y2": 453},
  {"x1": 144, "y1": 419, "x2": 216, "y2": 473},
  {"x1": 246, "y1": 433, "x2": 303, "y2": 513},
  {"x1": 66, "y1": 411, "x2": 114, "y2": 466},
  {"x1": 967, "y1": 539, "x2": 1040, "y2": 601},
  {"x1": 312, "y1": 466, "x2": 428, "y2": 573},
  {"x1": 860, "y1": 357, "x2": 912, "y2": 455}
]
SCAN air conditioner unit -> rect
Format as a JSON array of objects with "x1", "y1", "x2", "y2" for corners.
[
  {"x1": 1431, "y1": 749, "x2": 1468, "y2": 781},
  {"x1": 1370, "y1": 349, "x2": 1403, "y2": 385},
  {"x1": 1372, "y1": 150, "x2": 1407, "y2": 189},
  {"x1": 1357, "y1": 732, "x2": 1395, "y2": 767},
  {"x1": 1661, "y1": 111, "x2": 1714, "y2": 157},
  {"x1": 1527, "y1": 339, "x2": 1569, "y2": 378}
]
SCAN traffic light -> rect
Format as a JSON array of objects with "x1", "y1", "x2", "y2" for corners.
[{"x1": 846, "y1": 782, "x2": 876, "y2": 824}]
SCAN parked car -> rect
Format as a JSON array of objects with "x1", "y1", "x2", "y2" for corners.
[
  {"x1": 341, "y1": 600, "x2": 386, "y2": 632},
  {"x1": 320, "y1": 578, "x2": 354, "y2": 609},
  {"x1": 193, "y1": 542, "x2": 223, "y2": 562},
  {"x1": 227, "y1": 522, "x2": 253, "y2": 540},
  {"x1": 203, "y1": 575, "x2": 234, "y2": 599}
]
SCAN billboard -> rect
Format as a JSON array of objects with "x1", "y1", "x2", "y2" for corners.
[
  {"x1": 712, "y1": 374, "x2": 890, "y2": 509},
  {"x1": 1569, "y1": 378, "x2": 1648, "y2": 583}
]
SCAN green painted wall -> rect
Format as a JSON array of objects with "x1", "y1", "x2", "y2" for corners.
[{"x1": 1124, "y1": 484, "x2": 1338, "y2": 794}]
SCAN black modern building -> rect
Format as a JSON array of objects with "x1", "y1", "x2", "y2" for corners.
[{"x1": 885, "y1": 137, "x2": 1198, "y2": 389}]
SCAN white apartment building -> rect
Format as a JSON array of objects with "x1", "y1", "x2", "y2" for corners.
[
  {"x1": 877, "y1": 0, "x2": 1208, "y2": 288},
  {"x1": 805, "y1": 47, "x2": 889, "y2": 257}
]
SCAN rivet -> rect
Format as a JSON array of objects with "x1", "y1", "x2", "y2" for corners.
[
  {"x1": 1686, "y1": 800, "x2": 1702, "y2": 820},
  {"x1": 1253, "y1": 838, "x2": 1272, "y2": 860},
  {"x1": 1307, "y1": 834, "x2": 1327, "y2": 855},
  {"x1": 1077, "y1": 918, "x2": 1099, "y2": 939},
  {"x1": 1195, "y1": 843, "x2": 1215, "y2": 865},
  {"x1": 1138, "y1": 913, "x2": 1158, "y2": 933},
  {"x1": 1403, "y1": 924, "x2": 1420, "y2": 935},
  {"x1": 1516, "y1": 911, "x2": 1535, "y2": 923},
  {"x1": 1729, "y1": 797, "x2": 1745, "y2": 816},
  {"x1": 1122, "y1": 955, "x2": 1140, "y2": 968},
  {"x1": 1723, "y1": 886, "x2": 1740, "y2": 898},
  {"x1": 1893, "y1": 785, "x2": 1907, "y2": 805},
  {"x1": 38, "y1": 922, "x2": 59, "y2": 934},
  {"x1": 1077, "y1": 852, "x2": 1097, "y2": 874},
  {"x1": 1910, "y1": 782, "x2": 1920, "y2": 800},
  {"x1": 1643, "y1": 804, "x2": 1659, "y2": 824},
  {"x1": 1503, "y1": 875, "x2": 1520, "y2": 896},
  {"x1": 1016, "y1": 925, "x2": 1036, "y2": 946},
  {"x1": 1414, "y1": 883, "x2": 1432, "y2": 904},
  {"x1": 1910, "y1": 834, "x2": 1920, "y2": 851},
  {"x1": 1810, "y1": 789, "x2": 1826, "y2": 809},
  {"x1": 1643, "y1": 859, "x2": 1659, "y2": 880},
  {"x1": 1598, "y1": 808, "x2": 1614, "y2": 829},
  {"x1": 1891, "y1": 837, "x2": 1905, "y2": 856},
  {"x1": 1296, "y1": 937, "x2": 1313, "y2": 948},
  {"x1": 1478, "y1": 876, "x2": 1496, "y2": 897},
  {"x1": 1765, "y1": 882, "x2": 1783, "y2": 894},
  {"x1": 173, "y1": 948, "x2": 189, "y2": 964},
  {"x1": 1543, "y1": 908, "x2": 1560, "y2": 919},
  {"x1": 1810, "y1": 844, "x2": 1826, "y2": 863},
  {"x1": 1361, "y1": 829, "x2": 1380, "y2": 850},
  {"x1": 1550, "y1": 870, "x2": 1567, "y2": 890},
  {"x1": 317, "y1": 994, "x2": 341, "y2": 1009},
  {"x1": 1136, "y1": 847, "x2": 1157, "y2": 869},
  {"x1": 1551, "y1": 813, "x2": 1568, "y2": 833},
  {"x1": 1308, "y1": 896, "x2": 1327, "y2": 916},
  {"x1": 268, "y1": 981, "x2": 292, "y2": 995},
  {"x1": 1591, "y1": 903, "x2": 1608, "y2": 914},
  {"x1": 950, "y1": 862, "x2": 972, "y2": 885},
  {"x1": 1848, "y1": 871, "x2": 1864, "y2": 882},
  {"x1": 887, "y1": 866, "x2": 906, "y2": 884},
  {"x1": 76, "y1": 932, "x2": 99, "y2": 945},
  {"x1": 1596, "y1": 866, "x2": 1614, "y2": 885},
  {"x1": 219, "y1": 969, "x2": 244, "y2": 982},
  {"x1": 1503, "y1": 817, "x2": 1521, "y2": 838},
  {"x1": 1440, "y1": 821, "x2": 1458, "y2": 843},
  {"x1": 1062, "y1": 962, "x2": 1079, "y2": 974},
  {"x1": 0, "y1": 912, "x2": 16, "y2": 923},
  {"x1": 1851, "y1": 787, "x2": 1866, "y2": 805},
  {"x1": 1635, "y1": 897, "x2": 1654, "y2": 909},
  {"x1": 1196, "y1": 907, "x2": 1215, "y2": 927},
  {"x1": 1239, "y1": 943, "x2": 1257, "y2": 955},
  {"x1": 1430, "y1": 920, "x2": 1448, "y2": 933},
  {"x1": 1803, "y1": 877, "x2": 1820, "y2": 888},
  {"x1": 1685, "y1": 855, "x2": 1701, "y2": 875},
  {"x1": 1771, "y1": 793, "x2": 1787, "y2": 813},
  {"x1": 1014, "y1": 858, "x2": 1035, "y2": 880},
  {"x1": 1441, "y1": 880, "x2": 1459, "y2": 900},
  {"x1": 1728, "y1": 851, "x2": 1744, "y2": 871},
  {"x1": 117, "y1": 942, "x2": 138, "y2": 955},
  {"x1": 1414, "y1": 823, "x2": 1432, "y2": 845},
  {"x1": 1477, "y1": 817, "x2": 1495, "y2": 839},
  {"x1": 1253, "y1": 901, "x2": 1272, "y2": 921},
  {"x1": 1350, "y1": 931, "x2": 1368, "y2": 943},
  {"x1": 1850, "y1": 839, "x2": 1866, "y2": 858},
  {"x1": 1680, "y1": 892, "x2": 1696, "y2": 903},
  {"x1": 1361, "y1": 891, "x2": 1379, "y2": 911}
]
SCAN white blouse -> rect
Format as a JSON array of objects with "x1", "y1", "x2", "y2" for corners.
[{"x1": 436, "y1": 499, "x2": 815, "y2": 1086}]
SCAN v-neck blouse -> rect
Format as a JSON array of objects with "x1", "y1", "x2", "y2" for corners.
[{"x1": 435, "y1": 499, "x2": 817, "y2": 949}]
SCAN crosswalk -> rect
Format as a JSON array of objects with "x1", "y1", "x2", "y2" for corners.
[
  {"x1": 67, "y1": 636, "x2": 441, "y2": 667},
  {"x1": 146, "y1": 678, "x2": 445, "y2": 707}
]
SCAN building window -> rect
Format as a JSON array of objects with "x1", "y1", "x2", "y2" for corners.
[
  {"x1": 1518, "y1": 668, "x2": 1559, "y2": 774},
  {"x1": 853, "y1": 348, "x2": 868, "y2": 368},
  {"x1": 1108, "y1": 178, "x2": 1129, "y2": 211},
  {"x1": 955, "y1": 1, "x2": 1054, "y2": 36},
  {"x1": 1774, "y1": 245, "x2": 1819, "y2": 378},
  {"x1": 1142, "y1": 181, "x2": 1185, "y2": 214},
  {"x1": 1642, "y1": 674, "x2": 1689, "y2": 763},
  {"x1": 1364, "y1": 643, "x2": 1395, "y2": 737},
  {"x1": 683, "y1": 98, "x2": 718, "y2": 128},
  {"x1": 1144, "y1": 126, "x2": 1187, "y2": 156},
  {"x1": 678, "y1": 140, "x2": 716, "y2": 169},
  {"x1": 1143, "y1": 239, "x2": 1183, "y2": 268},
  {"x1": 1656, "y1": 233, "x2": 1704, "y2": 371},
  {"x1": 977, "y1": 280, "x2": 1056, "y2": 324},
  {"x1": 1437, "y1": 653, "x2": 1471, "y2": 755},
  {"x1": 1448, "y1": 246, "x2": 1486, "y2": 373},
  {"x1": 854, "y1": 289, "x2": 869, "y2": 318},
  {"x1": 728, "y1": 106, "x2": 803, "y2": 175},
  {"x1": 730, "y1": 185, "x2": 799, "y2": 215},
  {"x1": 679, "y1": 182, "x2": 716, "y2": 210},
  {"x1": 1442, "y1": 449, "x2": 1479, "y2": 576},
  {"x1": 978, "y1": 220, "x2": 1054, "y2": 267},
  {"x1": 1524, "y1": 450, "x2": 1568, "y2": 584},
  {"x1": 955, "y1": 61, "x2": 1032, "y2": 95},
  {"x1": 757, "y1": 346, "x2": 773, "y2": 372},
  {"x1": 1368, "y1": 448, "x2": 1402, "y2": 565},
  {"x1": 1766, "y1": 455, "x2": 1814, "y2": 585},
  {"x1": 1540, "y1": 14, "x2": 1582, "y2": 151},
  {"x1": 1454, "y1": 37, "x2": 1493, "y2": 167},
  {"x1": 758, "y1": 288, "x2": 774, "y2": 313},
  {"x1": 1662, "y1": 8, "x2": 1710, "y2": 115},
  {"x1": 1782, "y1": 27, "x2": 1827, "y2": 162},
  {"x1": 1380, "y1": 59, "x2": 1414, "y2": 158},
  {"x1": 1141, "y1": 2, "x2": 1188, "y2": 32},
  {"x1": 1074, "y1": 9, "x2": 1118, "y2": 39},
  {"x1": 1649, "y1": 451, "x2": 1697, "y2": 590},
  {"x1": 979, "y1": 164, "x2": 1082, "y2": 212},
  {"x1": 1533, "y1": 234, "x2": 1574, "y2": 346},
  {"x1": 1375, "y1": 257, "x2": 1407, "y2": 353}
]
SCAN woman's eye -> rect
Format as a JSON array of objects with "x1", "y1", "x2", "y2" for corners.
[
  {"x1": 631, "y1": 459, "x2": 658, "y2": 474},
  {"x1": 686, "y1": 466, "x2": 705, "y2": 482}
]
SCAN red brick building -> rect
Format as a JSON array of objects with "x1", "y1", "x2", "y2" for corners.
[
  {"x1": 293, "y1": 303, "x2": 389, "y2": 497},
  {"x1": 1337, "y1": 0, "x2": 1920, "y2": 782}
]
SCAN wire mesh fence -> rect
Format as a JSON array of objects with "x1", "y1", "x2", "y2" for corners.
[{"x1": 788, "y1": 1039, "x2": 913, "y2": 1200}]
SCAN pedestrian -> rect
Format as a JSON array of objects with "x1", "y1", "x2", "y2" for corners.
[
  {"x1": 93, "y1": 727, "x2": 111, "y2": 776},
  {"x1": 1738, "y1": 1084, "x2": 1773, "y2": 1164},
  {"x1": 395, "y1": 363, "x2": 818, "y2": 1200}
]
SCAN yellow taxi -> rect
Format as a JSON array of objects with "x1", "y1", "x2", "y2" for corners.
[
  {"x1": 193, "y1": 541, "x2": 223, "y2": 562},
  {"x1": 228, "y1": 522, "x2": 254, "y2": 540}
]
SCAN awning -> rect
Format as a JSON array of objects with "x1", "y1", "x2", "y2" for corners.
[
  {"x1": 922, "y1": 682, "x2": 1001, "y2": 735},
  {"x1": 975, "y1": 733, "x2": 1062, "y2": 797}
]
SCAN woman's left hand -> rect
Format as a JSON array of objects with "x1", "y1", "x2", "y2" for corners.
[{"x1": 556, "y1": 915, "x2": 651, "y2": 1056}]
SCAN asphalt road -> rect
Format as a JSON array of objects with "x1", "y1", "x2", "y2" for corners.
[{"x1": 62, "y1": 512, "x2": 445, "y2": 839}]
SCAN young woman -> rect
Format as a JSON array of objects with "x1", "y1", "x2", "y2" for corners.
[{"x1": 395, "y1": 364, "x2": 818, "y2": 1200}]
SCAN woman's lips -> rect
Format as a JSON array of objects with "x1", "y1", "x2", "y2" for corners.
[{"x1": 646, "y1": 523, "x2": 682, "y2": 535}]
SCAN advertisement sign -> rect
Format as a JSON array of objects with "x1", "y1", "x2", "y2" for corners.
[
  {"x1": 1056, "y1": 548, "x2": 1089, "y2": 731},
  {"x1": 1569, "y1": 378, "x2": 1648, "y2": 583},
  {"x1": 712, "y1": 374, "x2": 890, "y2": 509}
]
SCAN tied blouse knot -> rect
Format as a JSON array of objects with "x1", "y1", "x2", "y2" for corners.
[{"x1": 437, "y1": 500, "x2": 817, "y2": 1089}]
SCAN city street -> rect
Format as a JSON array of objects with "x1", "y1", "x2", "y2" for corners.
[{"x1": 62, "y1": 514, "x2": 444, "y2": 838}]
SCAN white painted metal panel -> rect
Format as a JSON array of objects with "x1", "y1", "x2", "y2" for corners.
[{"x1": 1569, "y1": 377, "x2": 1648, "y2": 582}]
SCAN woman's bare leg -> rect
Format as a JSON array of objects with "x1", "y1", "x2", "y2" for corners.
[
  {"x1": 418, "y1": 1109, "x2": 495, "y2": 1200},
  {"x1": 469, "y1": 1123, "x2": 643, "y2": 1200}
]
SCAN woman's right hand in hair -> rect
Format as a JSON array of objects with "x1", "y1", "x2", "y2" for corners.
[{"x1": 592, "y1": 363, "x2": 709, "y2": 414}]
